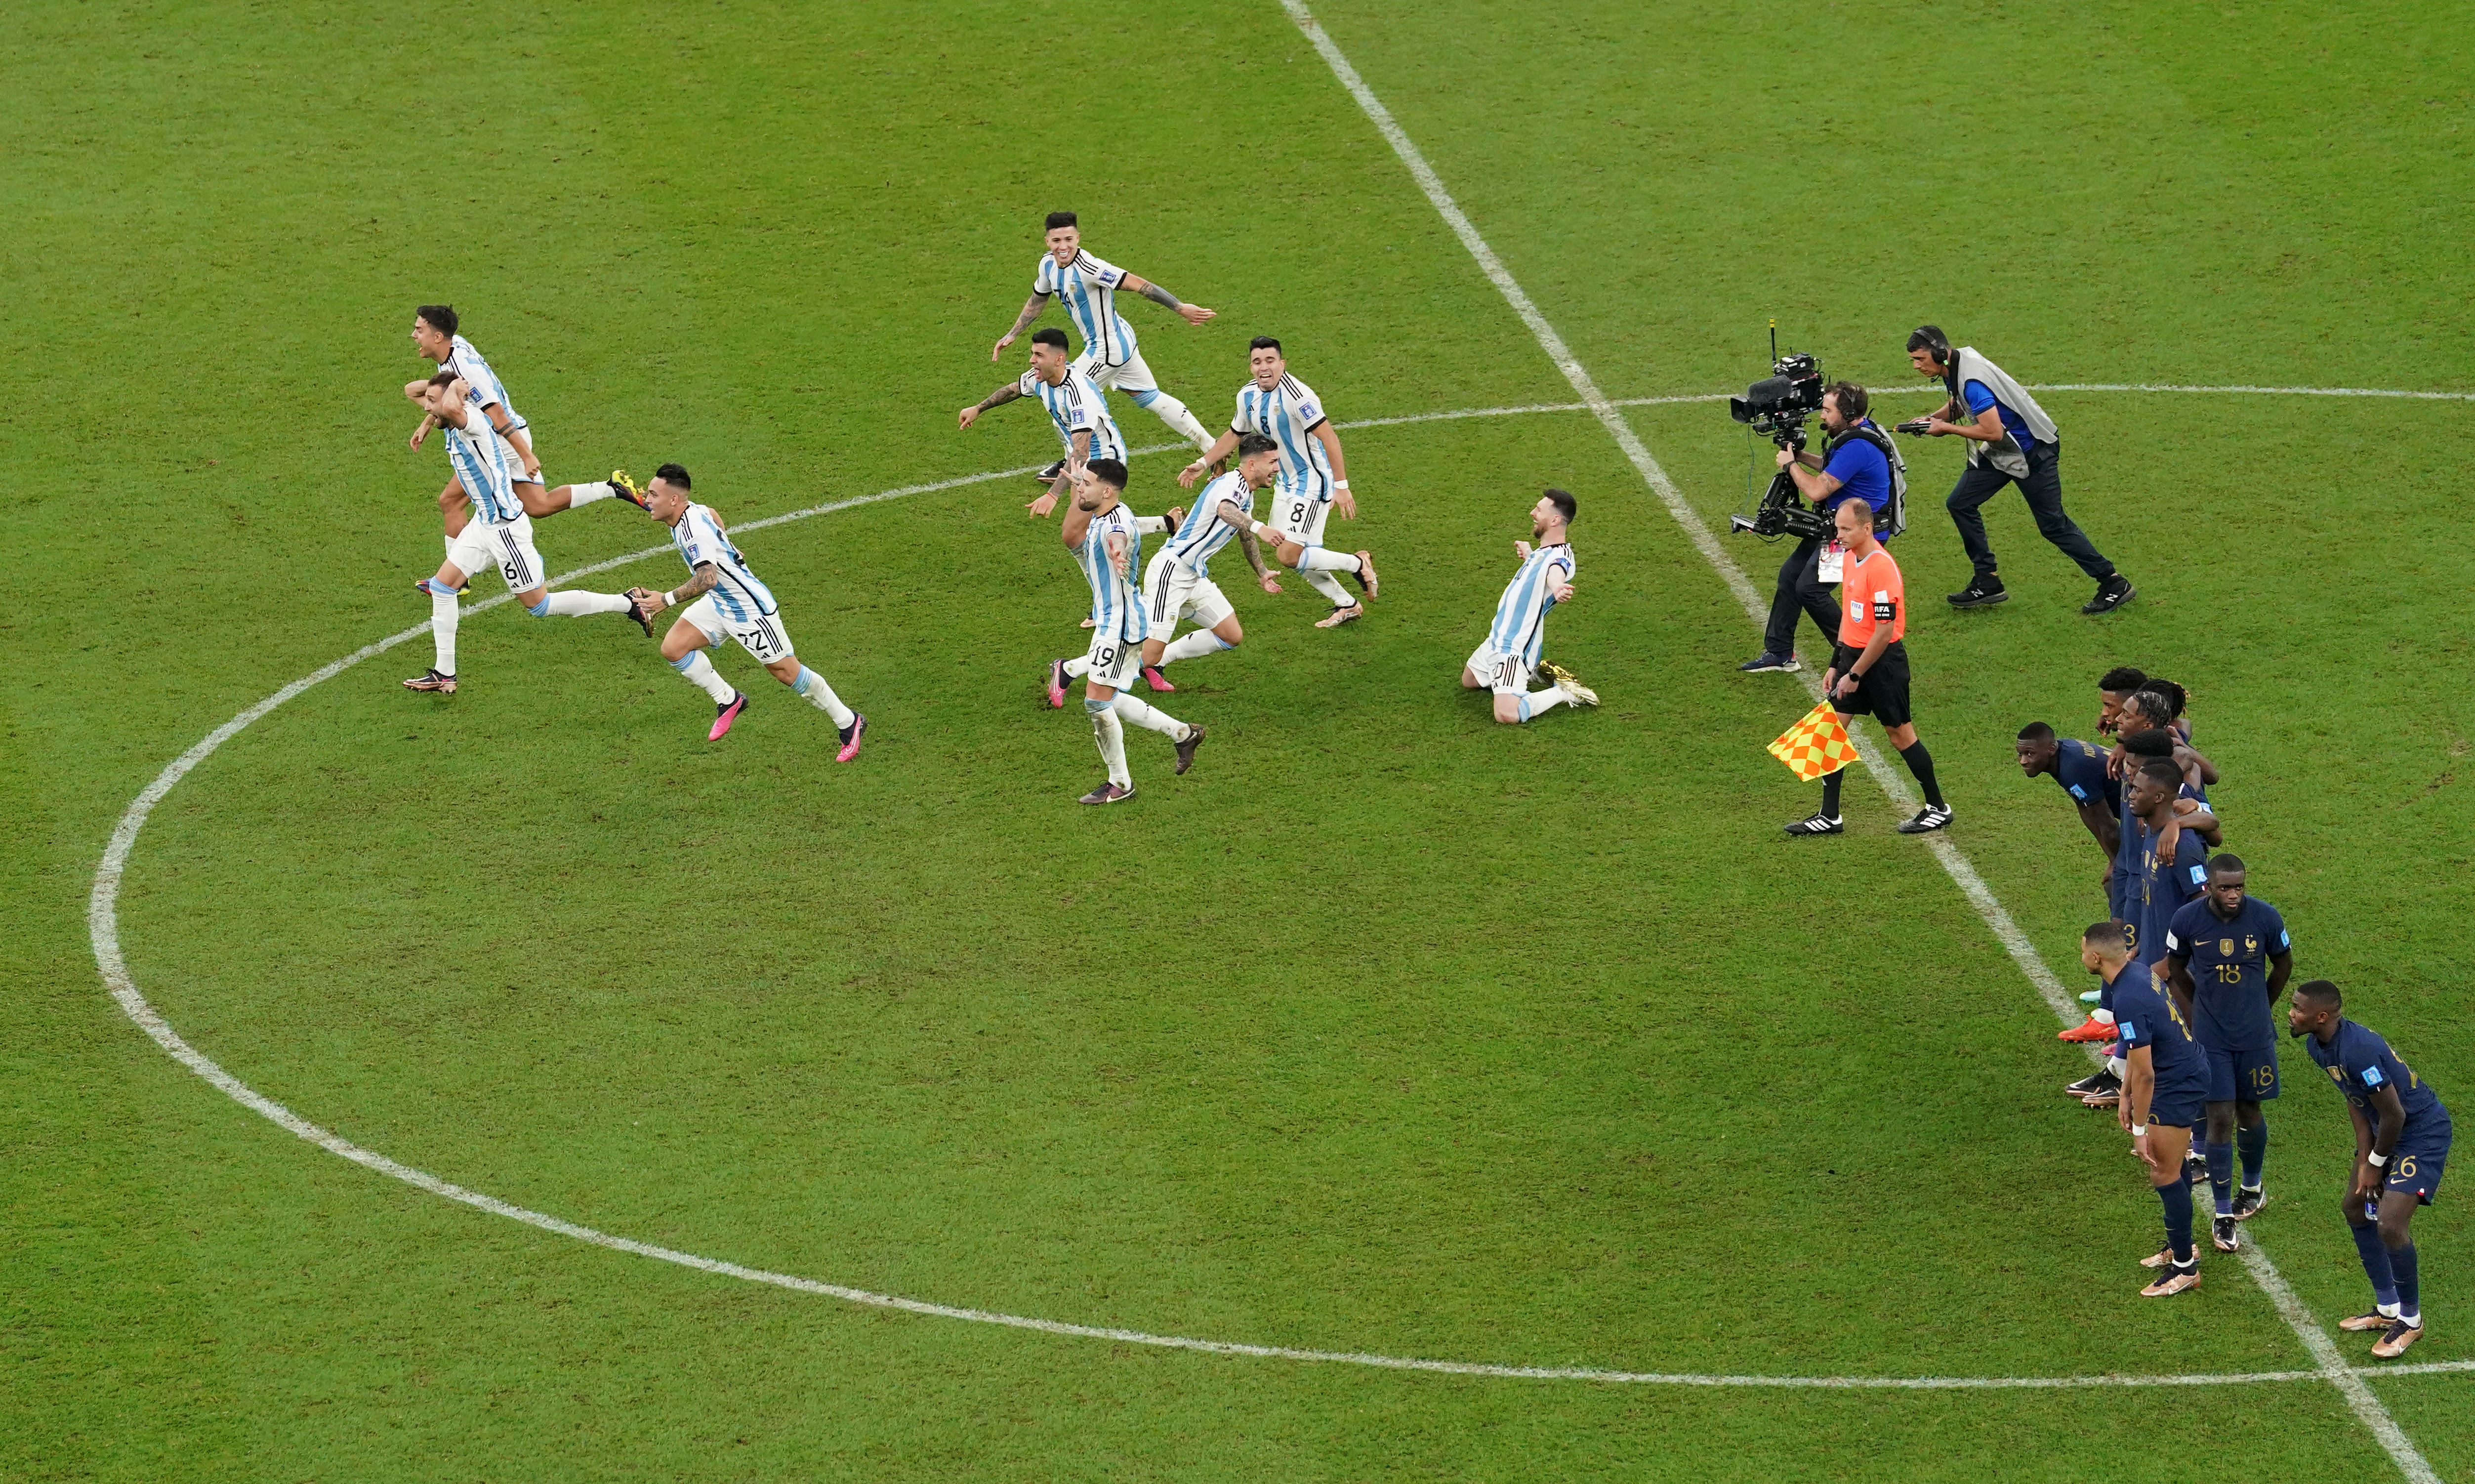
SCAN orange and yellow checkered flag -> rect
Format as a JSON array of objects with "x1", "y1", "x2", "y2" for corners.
[{"x1": 1768, "y1": 699, "x2": 1859, "y2": 781}]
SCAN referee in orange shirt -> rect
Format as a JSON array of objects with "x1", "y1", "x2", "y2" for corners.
[{"x1": 1785, "y1": 498, "x2": 1953, "y2": 836}]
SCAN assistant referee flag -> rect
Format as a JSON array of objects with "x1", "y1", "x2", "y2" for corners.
[{"x1": 1770, "y1": 699, "x2": 1858, "y2": 781}]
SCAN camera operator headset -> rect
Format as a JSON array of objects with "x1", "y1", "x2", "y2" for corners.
[
  {"x1": 1899, "y1": 325, "x2": 2135, "y2": 615},
  {"x1": 1739, "y1": 381, "x2": 1906, "y2": 674}
]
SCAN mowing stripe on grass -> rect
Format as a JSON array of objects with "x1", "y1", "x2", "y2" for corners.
[{"x1": 1275, "y1": 1, "x2": 2449, "y2": 1475}]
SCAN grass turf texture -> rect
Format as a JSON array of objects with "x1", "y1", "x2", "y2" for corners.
[{"x1": 5, "y1": 0, "x2": 2470, "y2": 1478}]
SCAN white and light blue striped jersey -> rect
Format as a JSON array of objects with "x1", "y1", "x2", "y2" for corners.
[
  {"x1": 1074, "y1": 503, "x2": 1149, "y2": 644},
  {"x1": 1019, "y1": 363, "x2": 1125, "y2": 464},
  {"x1": 1232, "y1": 374, "x2": 1333, "y2": 498},
  {"x1": 441, "y1": 408, "x2": 524, "y2": 524},
  {"x1": 446, "y1": 335, "x2": 524, "y2": 430},
  {"x1": 1034, "y1": 250, "x2": 1135, "y2": 367},
  {"x1": 671, "y1": 502, "x2": 779, "y2": 622},
  {"x1": 1486, "y1": 543, "x2": 1575, "y2": 667},
  {"x1": 1159, "y1": 469, "x2": 1256, "y2": 578}
]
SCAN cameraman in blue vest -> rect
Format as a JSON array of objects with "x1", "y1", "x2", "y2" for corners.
[{"x1": 1740, "y1": 381, "x2": 1901, "y2": 674}]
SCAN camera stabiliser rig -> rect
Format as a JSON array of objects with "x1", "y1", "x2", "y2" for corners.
[{"x1": 1726, "y1": 323, "x2": 1835, "y2": 541}]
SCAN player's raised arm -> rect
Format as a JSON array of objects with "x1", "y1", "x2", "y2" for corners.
[
  {"x1": 956, "y1": 380, "x2": 1025, "y2": 430},
  {"x1": 1180, "y1": 429, "x2": 1242, "y2": 488},
  {"x1": 992, "y1": 291, "x2": 1050, "y2": 362},
  {"x1": 1118, "y1": 271, "x2": 1215, "y2": 328}
]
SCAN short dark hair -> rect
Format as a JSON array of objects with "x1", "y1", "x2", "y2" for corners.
[
  {"x1": 2295, "y1": 978, "x2": 2343, "y2": 1010},
  {"x1": 416, "y1": 304, "x2": 458, "y2": 336},
  {"x1": 1905, "y1": 325, "x2": 1951, "y2": 361},
  {"x1": 2136, "y1": 757, "x2": 2184, "y2": 790},
  {"x1": 1825, "y1": 381, "x2": 1869, "y2": 419},
  {"x1": 2082, "y1": 920, "x2": 2129, "y2": 954},
  {"x1": 1044, "y1": 210, "x2": 1077, "y2": 231},
  {"x1": 2017, "y1": 721, "x2": 2057, "y2": 742},
  {"x1": 426, "y1": 370, "x2": 457, "y2": 388},
  {"x1": 1544, "y1": 488, "x2": 1578, "y2": 525},
  {"x1": 2099, "y1": 665, "x2": 2147, "y2": 694},
  {"x1": 1030, "y1": 327, "x2": 1070, "y2": 351},
  {"x1": 654, "y1": 462, "x2": 691, "y2": 490},
  {"x1": 2137, "y1": 679, "x2": 2187, "y2": 717},
  {"x1": 2119, "y1": 727, "x2": 2176, "y2": 759},
  {"x1": 1084, "y1": 457, "x2": 1127, "y2": 491},
  {"x1": 1236, "y1": 432, "x2": 1279, "y2": 458},
  {"x1": 2208, "y1": 852, "x2": 2247, "y2": 876},
  {"x1": 1248, "y1": 335, "x2": 1282, "y2": 354}
]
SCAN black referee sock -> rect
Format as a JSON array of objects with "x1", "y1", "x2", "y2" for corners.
[
  {"x1": 1820, "y1": 768, "x2": 1845, "y2": 818},
  {"x1": 1898, "y1": 740, "x2": 1945, "y2": 809}
]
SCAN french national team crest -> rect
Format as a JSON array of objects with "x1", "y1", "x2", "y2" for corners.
[{"x1": 1768, "y1": 700, "x2": 1859, "y2": 782}]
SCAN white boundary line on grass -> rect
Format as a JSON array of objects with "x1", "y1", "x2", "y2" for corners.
[
  {"x1": 1276, "y1": 0, "x2": 2450, "y2": 1474},
  {"x1": 85, "y1": 391, "x2": 2474, "y2": 1400}
]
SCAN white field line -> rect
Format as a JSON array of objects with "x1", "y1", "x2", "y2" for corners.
[
  {"x1": 1277, "y1": 0, "x2": 2452, "y2": 1472},
  {"x1": 79, "y1": 468, "x2": 2475, "y2": 1392}
]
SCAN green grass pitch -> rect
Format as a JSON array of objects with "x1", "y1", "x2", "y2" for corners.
[{"x1": 6, "y1": 1, "x2": 2472, "y2": 1478}]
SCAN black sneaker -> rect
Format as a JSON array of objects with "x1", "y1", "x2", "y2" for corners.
[
  {"x1": 1036, "y1": 459, "x2": 1067, "y2": 482},
  {"x1": 1173, "y1": 724, "x2": 1206, "y2": 776},
  {"x1": 2064, "y1": 1069, "x2": 2118, "y2": 1098},
  {"x1": 1896, "y1": 804, "x2": 1954, "y2": 834},
  {"x1": 2082, "y1": 574, "x2": 2136, "y2": 615},
  {"x1": 1947, "y1": 573, "x2": 2008, "y2": 608},
  {"x1": 1737, "y1": 652, "x2": 1801, "y2": 673},
  {"x1": 1784, "y1": 812, "x2": 1844, "y2": 837},
  {"x1": 2213, "y1": 1214, "x2": 2241, "y2": 1252},
  {"x1": 2231, "y1": 1185, "x2": 2269, "y2": 1221}
]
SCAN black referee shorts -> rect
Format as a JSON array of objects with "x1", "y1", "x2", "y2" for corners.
[{"x1": 1830, "y1": 639, "x2": 1913, "y2": 728}]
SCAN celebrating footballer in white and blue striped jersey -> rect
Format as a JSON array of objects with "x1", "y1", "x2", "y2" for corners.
[
  {"x1": 626, "y1": 464, "x2": 866, "y2": 758},
  {"x1": 1053, "y1": 459, "x2": 1203, "y2": 806},
  {"x1": 958, "y1": 329, "x2": 1126, "y2": 520},
  {"x1": 408, "y1": 304, "x2": 640, "y2": 541},
  {"x1": 1181, "y1": 337, "x2": 1374, "y2": 627},
  {"x1": 399, "y1": 372, "x2": 646, "y2": 696},
  {"x1": 1461, "y1": 490, "x2": 1597, "y2": 725},
  {"x1": 989, "y1": 211, "x2": 1217, "y2": 453},
  {"x1": 1131, "y1": 435, "x2": 1284, "y2": 694}
]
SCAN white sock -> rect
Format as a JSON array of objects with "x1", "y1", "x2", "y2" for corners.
[
  {"x1": 430, "y1": 589, "x2": 459, "y2": 674},
  {"x1": 1111, "y1": 692, "x2": 1187, "y2": 741},
  {"x1": 2106, "y1": 1055, "x2": 2127, "y2": 1076},
  {"x1": 1301, "y1": 569, "x2": 1354, "y2": 607},
  {"x1": 564, "y1": 480, "x2": 615, "y2": 508},
  {"x1": 793, "y1": 666, "x2": 856, "y2": 727},
  {"x1": 1088, "y1": 700, "x2": 1130, "y2": 786},
  {"x1": 670, "y1": 650, "x2": 735, "y2": 704},
  {"x1": 1160, "y1": 630, "x2": 1229, "y2": 664},
  {"x1": 541, "y1": 589, "x2": 632, "y2": 617},
  {"x1": 1063, "y1": 655, "x2": 1092, "y2": 678},
  {"x1": 1517, "y1": 686, "x2": 1571, "y2": 722},
  {"x1": 1148, "y1": 395, "x2": 1211, "y2": 451},
  {"x1": 1298, "y1": 546, "x2": 1361, "y2": 574},
  {"x1": 2091, "y1": 1009, "x2": 2118, "y2": 1027}
]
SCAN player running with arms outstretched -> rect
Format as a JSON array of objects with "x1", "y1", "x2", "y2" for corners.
[
  {"x1": 1124, "y1": 431, "x2": 1283, "y2": 694},
  {"x1": 406, "y1": 305, "x2": 639, "y2": 540},
  {"x1": 400, "y1": 373, "x2": 645, "y2": 694},
  {"x1": 959, "y1": 329, "x2": 1127, "y2": 520},
  {"x1": 1180, "y1": 337, "x2": 1374, "y2": 628},
  {"x1": 1059, "y1": 459, "x2": 1204, "y2": 804},
  {"x1": 1461, "y1": 489, "x2": 1597, "y2": 725},
  {"x1": 990, "y1": 211, "x2": 1217, "y2": 462},
  {"x1": 623, "y1": 464, "x2": 865, "y2": 757}
]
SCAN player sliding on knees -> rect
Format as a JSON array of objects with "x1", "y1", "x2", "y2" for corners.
[
  {"x1": 401, "y1": 373, "x2": 647, "y2": 694},
  {"x1": 1461, "y1": 489, "x2": 1597, "y2": 724},
  {"x1": 1181, "y1": 337, "x2": 1374, "y2": 628},
  {"x1": 1128, "y1": 432, "x2": 1283, "y2": 694},
  {"x1": 405, "y1": 304, "x2": 641, "y2": 548},
  {"x1": 1060, "y1": 459, "x2": 1203, "y2": 804},
  {"x1": 622, "y1": 464, "x2": 865, "y2": 758}
]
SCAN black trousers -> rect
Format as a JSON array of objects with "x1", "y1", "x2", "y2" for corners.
[
  {"x1": 1944, "y1": 441, "x2": 2116, "y2": 581},
  {"x1": 1763, "y1": 535, "x2": 1841, "y2": 657}
]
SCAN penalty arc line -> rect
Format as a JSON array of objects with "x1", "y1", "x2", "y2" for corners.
[{"x1": 1276, "y1": 0, "x2": 2449, "y2": 1476}]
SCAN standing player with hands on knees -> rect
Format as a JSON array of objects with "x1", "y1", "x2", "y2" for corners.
[
  {"x1": 1461, "y1": 489, "x2": 1597, "y2": 725},
  {"x1": 1784, "y1": 497, "x2": 1950, "y2": 836},
  {"x1": 2084, "y1": 921, "x2": 2211, "y2": 1298}
]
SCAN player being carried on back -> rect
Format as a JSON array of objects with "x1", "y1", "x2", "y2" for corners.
[
  {"x1": 990, "y1": 211, "x2": 1218, "y2": 469},
  {"x1": 400, "y1": 373, "x2": 646, "y2": 694},
  {"x1": 1058, "y1": 459, "x2": 1204, "y2": 804},
  {"x1": 1181, "y1": 337, "x2": 1375, "y2": 629},
  {"x1": 623, "y1": 464, "x2": 866, "y2": 758},
  {"x1": 1125, "y1": 431, "x2": 1284, "y2": 694},
  {"x1": 1461, "y1": 489, "x2": 1597, "y2": 724}
]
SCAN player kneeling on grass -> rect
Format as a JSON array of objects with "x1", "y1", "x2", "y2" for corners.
[
  {"x1": 624, "y1": 464, "x2": 866, "y2": 759},
  {"x1": 2082, "y1": 920, "x2": 2210, "y2": 1298},
  {"x1": 1461, "y1": 488, "x2": 1597, "y2": 724},
  {"x1": 1062, "y1": 459, "x2": 1203, "y2": 804},
  {"x1": 1131, "y1": 432, "x2": 1284, "y2": 693},
  {"x1": 403, "y1": 373, "x2": 646, "y2": 694}
]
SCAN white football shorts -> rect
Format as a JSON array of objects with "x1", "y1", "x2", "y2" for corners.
[
  {"x1": 1141, "y1": 549, "x2": 1234, "y2": 638},
  {"x1": 447, "y1": 515, "x2": 548, "y2": 596},
  {"x1": 1081, "y1": 346, "x2": 1158, "y2": 394},
  {"x1": 1081, "y1": 624, "x2": 1142, "y2": 692},
  {"x1": 1465, "y1": 641, "x2": 1533, "y2": 698},
  {"x1": 1267, "y1": 480, "x2": 1333, "y2": 548},
  {"x1": 681, "y1": 594, "x2": 796, "y2": 665}
]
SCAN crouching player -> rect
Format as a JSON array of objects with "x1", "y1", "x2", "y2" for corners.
[
  {"x1": 2291, "y1": 979, "x2": 2453, "y2": 1358},
  {"x1": 1461, "y1": 489, "x2": 1597, "y2": 724},
  {"x1": 2085, "y1": 921, "x2": 2210, "y2": 1297},
  {"x1": 626, "y1": 464, "x2": 866, "y2": 758},
  {"x1": 1134, "y1": 432, "x2": 1283, "y2": 692}
]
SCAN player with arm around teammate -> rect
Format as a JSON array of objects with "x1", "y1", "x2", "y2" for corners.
[
  {"x1": 1124, "y1": 431, "x2": 1283, "y2": 694},
  {"x1": 2290, "y1": 979, "x2": 2453, "y2": 1358},
  {"x1": 959, "y1": 328, "x2": 1127, "y2": 521},
  {"x1": 400, "y1": 373, "x2": 648, "y2": 694},
  {"x1": 1461, "y1": 489, "x2": 1597, "y2": 725},
  {"x1": 1061, "y1": 459, "x2": 1204, "y2": 804},
  {"x1": 1180, "y1": 338, "x2": 1376, "y2": 629},
  {"x1": 622, "y1": 464, "x2": 866, "y2": 758},
  {"x1": 2085, "y1": 921, "x2": 2210, "y2": 1297},
  {"x1": 990, "y1": 211, "x2": 1217, "y2": 462},
  {"x1": 2163, "y1": 854, "x2": 2292, "y2": 1250},
  {"x1": 405, "y1": 305, "x2": 640, "y2": 538},
  {"x1": 1784, "y1": 498, "x2": 1950, "y2": 836}
]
